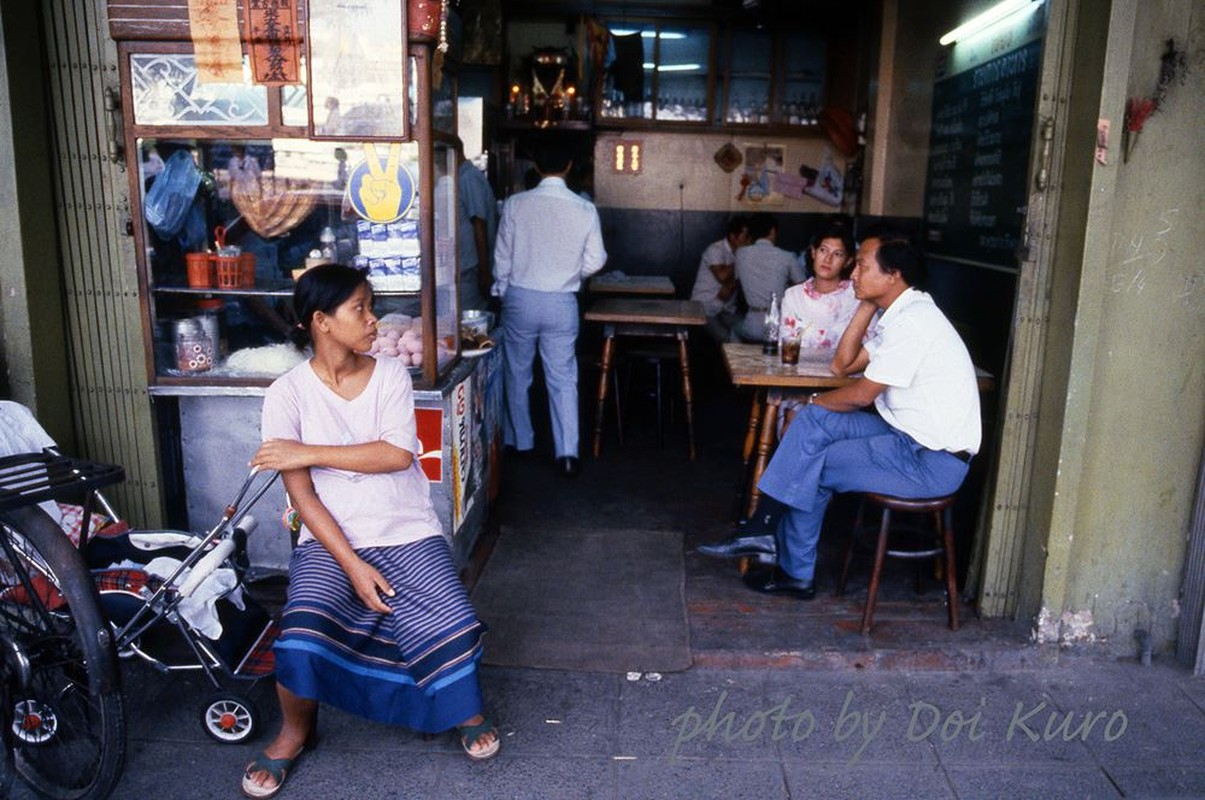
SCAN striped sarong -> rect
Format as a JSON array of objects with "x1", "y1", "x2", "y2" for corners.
[{"x1": 274, "y1": 535, "x2": 485, "y2": 733}]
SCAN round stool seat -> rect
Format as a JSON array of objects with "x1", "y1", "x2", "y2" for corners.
[{"x1": 862, "y1": 493, "x2": 955, "y2": 513}]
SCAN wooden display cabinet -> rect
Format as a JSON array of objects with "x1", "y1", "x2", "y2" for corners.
[{"x1": 111, "y1": 12, "x2": 461, "y2": 390}]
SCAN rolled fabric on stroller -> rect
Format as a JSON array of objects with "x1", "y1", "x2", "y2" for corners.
[{"x1": 177, "y1": 539, "x2": 237, "y2": 598}]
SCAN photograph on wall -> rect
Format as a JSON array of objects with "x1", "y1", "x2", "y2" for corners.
[
  {"x1": 306, "y1": 0, "x2": 407, "y2": 139},
  {"x1": 737, "y1": 144, "x2": 785, "y2": 204}
]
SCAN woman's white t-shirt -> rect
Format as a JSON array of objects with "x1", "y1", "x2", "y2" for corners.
[{"x1": 261, "y1": 356, "x2": 443, "y2": 549}]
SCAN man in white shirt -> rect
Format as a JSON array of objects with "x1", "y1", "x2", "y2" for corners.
[
  {"x1": 699, "y1": 231, "x2": 981, "y2": 599},
  {"x1": 690, "y1": 216, "x2": 749, "y2": 342},
  {"x1": 733, "y1": 213, "x2": 806, "y2": 342},
  {"x1": 493, "y1": 145, "x2": 607, "y2": 477}
]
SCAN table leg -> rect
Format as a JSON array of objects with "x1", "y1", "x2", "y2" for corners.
[
  {"x1": 677, "y1": 331, "x2": 695, "y2": 460},
  {"x1": 732, "y1": 387, "x2": 765, "y2": 521},
  {"x1": 742, "y1": 388, "x2": 765, "y2": 466},
  {"x1": 592, "y1": 334, "x2": 616, "y2": 458},
  {"x1": 745, "y1": 391, "x2": 781, "y2": 518}
]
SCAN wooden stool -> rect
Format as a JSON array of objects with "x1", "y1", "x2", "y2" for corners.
[
  {"x1": 836, "y1": 492, "x2": 960, "y2": 635},
  {"x1": 621, "y1": 340, "x2": 680, "y2": 448},
  {"x1": 591, "y1": 357, "x2": 624, "y2": 445}
]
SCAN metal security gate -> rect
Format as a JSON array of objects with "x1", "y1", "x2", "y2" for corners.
[{"x1": 38, "y1": 0, "x2": 164, "y2": 525}]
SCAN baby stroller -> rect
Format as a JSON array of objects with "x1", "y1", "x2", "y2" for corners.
[{"x1": 0, "y1": 401, "x2": 280, "y2": 800}]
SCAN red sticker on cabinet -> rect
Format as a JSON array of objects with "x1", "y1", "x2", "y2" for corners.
[{"x1": 415, "y1": 407, "x2": 443, "y2": 483}]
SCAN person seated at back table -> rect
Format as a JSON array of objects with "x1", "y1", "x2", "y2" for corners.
[
  {"x1": 698, "y1": 230, "x2": 981, "y2": 596},
  {"x1": 733, "y1": 213, "x2": 806, "y2": 344},
  {"x1": 690, "y1": 215, "x2": 750, "y2": 342},
  {"x1": 775, "y1": 219, "x2": 860, "y2": 431}
]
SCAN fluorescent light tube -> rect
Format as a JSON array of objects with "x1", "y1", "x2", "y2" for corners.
[{"x1": 939, "y1": 0, "x2": 1037, "y2": 45}]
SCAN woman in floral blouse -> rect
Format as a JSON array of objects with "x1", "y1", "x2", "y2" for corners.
[
  {"x1": 780, "y1": 221, "x2": 858, "y2": 350},
  {"x1": 777, "y1": 221, "x2": 859, "y2": 432}
]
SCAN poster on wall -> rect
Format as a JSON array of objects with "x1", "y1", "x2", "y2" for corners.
[
  {"x1": 736, "y1": 144, "x2": 785, "y2": 205},
  {"x1": 242, "y1": 0, "x2": 302, "y2": 85},
  {"x1": 803, "y1": 152, "x2": 844, "y2": 207},
  {"x1": 415, "y1": 407, "x2": 443, "y2": 483},
  {"x1": 449, "y1": 377, "x2": 480, "y2": 534}
]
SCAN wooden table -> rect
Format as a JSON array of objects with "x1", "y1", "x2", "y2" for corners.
[
  {"x1": 722, "y1": 342, "x2": 995, "y2": 517},
  {"x1": 586, "y1": 298, "x2": 706, "y2": 459},
  {"x1": 587, "y1": 274, "x2": 676, "y2": 296}
]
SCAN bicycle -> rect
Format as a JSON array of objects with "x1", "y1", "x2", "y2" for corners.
[
  {"x1": 0, "y1": 451, "x2": 127, "y2": 800},
  {"x1": 0, "y1": 449, "x2": 279, "y2": 800}
]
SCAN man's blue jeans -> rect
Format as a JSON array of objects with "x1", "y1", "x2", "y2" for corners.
[{"x1": 757, "y1": 406, "x2": 970, "y2": 582}]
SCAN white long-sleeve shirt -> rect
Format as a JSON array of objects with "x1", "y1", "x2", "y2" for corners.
[{"x1": 492, "y1": 177, "x2": 607, "y2": 295}]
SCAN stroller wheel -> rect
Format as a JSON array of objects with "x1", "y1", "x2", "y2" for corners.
[{"x1": 202, "y1": 692, "x2": 258, "y2": 744}]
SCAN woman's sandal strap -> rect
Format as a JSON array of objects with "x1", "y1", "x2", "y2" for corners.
[
  {"x1": 246, "y1": 753, "x2": 293, "y2": 783},
  {"x1": 457, "y1": 720, "x2": 495, "y2": 740}
]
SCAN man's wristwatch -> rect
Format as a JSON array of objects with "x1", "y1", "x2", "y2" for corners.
[{"x1": 807, "y1": 392, "x2": 820, "y2": 405}]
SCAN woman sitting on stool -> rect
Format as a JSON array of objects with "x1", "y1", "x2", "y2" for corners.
[{"x1": 243, "y1": 264, "x2": 499, "y2": 799}]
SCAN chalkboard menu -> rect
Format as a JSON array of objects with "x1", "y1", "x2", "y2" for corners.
[{"x1": 923, "y1": 38, "x2": 1042, "y2": 268}]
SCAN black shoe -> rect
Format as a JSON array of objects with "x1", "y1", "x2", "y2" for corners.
[
  {"x1": 556, "y1": 456, "x2": 580, "y2": 477},
  {"x1": 696, "y1": 533, "x2": 777, "y2": 559},
  {"x1": 742, "y1": 567, "x2": 816, "y2": 600}
]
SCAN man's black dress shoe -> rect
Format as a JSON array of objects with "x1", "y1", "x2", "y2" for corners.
[
  {"x1": 696, "y1": 533, "x2": 777, "y2": 559},
  {"x1": 742, "y1": 567, "x2": 816, "y2": 600},
  {"x1": 556, "y1": 456, "x2": 580, "y2": 477}
]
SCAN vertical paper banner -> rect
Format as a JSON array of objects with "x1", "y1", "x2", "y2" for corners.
[
  {"x1": 450, "y1": 377, "x2": 477, "y2": 534},
  {"x1": 415, "y1": 407, "x2": 443, "y2": 483},
  {"x1": 243, "y1": 0, "x2": 301, "y2": 85},
  {"x1": 188, "y1": 0, "x2": 243, "y2": 84}
]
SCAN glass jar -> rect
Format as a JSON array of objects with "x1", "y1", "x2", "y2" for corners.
[{"x1": 174, "y1": 318, "x2": 214, "y2": 373}]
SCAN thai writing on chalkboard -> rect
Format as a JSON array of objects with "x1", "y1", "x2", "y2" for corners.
[{"x1": 923, "y1": 38, "x2": 1042, "y2": 269}]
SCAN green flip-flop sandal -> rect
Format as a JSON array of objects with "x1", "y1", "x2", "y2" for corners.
[
  {"x1": 457, "y1": 718, "x2": 501, "y2": 761},
  {"x1": 242, "y1": 748, "x2": 305, "y2": 799}
]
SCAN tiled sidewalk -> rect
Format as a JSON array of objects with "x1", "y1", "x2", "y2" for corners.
[{"x1": 14, "y1": 656, "x2": 1201, "y2": 799}]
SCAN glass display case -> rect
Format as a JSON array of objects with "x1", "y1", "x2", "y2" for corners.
[
  {"x1": 722, "y1": 29, "x2": 772, "y2": 125},
  {"x1": 105, "y1": 1, "x2": 500, "y2": 566},
  {"x1": 120, "y1": 44, "x2": 461, "y2": 389},
  {"x1": 778, "y1": 32, "x2": 826, "y2": 126}
]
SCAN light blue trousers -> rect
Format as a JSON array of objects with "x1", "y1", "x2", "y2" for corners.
[
  {"x1": 757, "y1": 406, "x2": 970, "y2": 582},
  {"x1": 501, "y1": 286, "x2": 580, "y2": 458}
]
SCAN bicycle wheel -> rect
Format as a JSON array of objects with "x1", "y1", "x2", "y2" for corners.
[{"x1": 0, "y1": 505, "x2": 125, "y2": 800}]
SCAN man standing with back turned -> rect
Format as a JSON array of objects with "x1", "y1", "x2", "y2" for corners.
[
  {"x1": 699, "y1": 231, "x2": 980, "y2": 599},
  {"x1": 493, "y1": 144, "x2": 607, "y2": 477}
]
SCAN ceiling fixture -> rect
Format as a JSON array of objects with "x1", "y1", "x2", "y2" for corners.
[
  {"x1": 642, "y1": 63, "x2": 702, "y2": 72},
  {"x1": 939, "y1": 0, "x2": 1042, "y2": 46},
  {"x1": 609, "y1": 29, "x2": 686, "y2": 40}
]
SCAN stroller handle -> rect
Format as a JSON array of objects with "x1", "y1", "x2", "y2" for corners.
[
  {"x1": 222, "y1": 468, "x2": 279, "y2": 529},
  {"x1": 175, "y1": 539, "x2": 236, "y2": 597}
]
